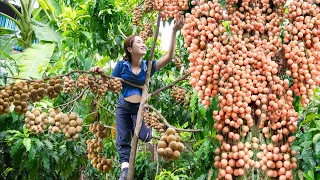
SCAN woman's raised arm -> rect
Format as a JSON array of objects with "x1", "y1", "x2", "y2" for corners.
[{"x1": 155, "y1": 17, "x2": 184, "y2": 71}]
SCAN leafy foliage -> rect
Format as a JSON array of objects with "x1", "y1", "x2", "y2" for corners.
[{"x1": 292, "y1": 87, "x2": 320, "y2": 180}]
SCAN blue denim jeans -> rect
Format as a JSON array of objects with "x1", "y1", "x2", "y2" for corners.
[{"x1": 116, "y1": 95, "x2": 152, "y2": 164}]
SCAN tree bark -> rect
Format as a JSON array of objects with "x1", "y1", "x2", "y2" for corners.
[{"x1": 126, "y1": 13, "x2": 161, "y2": 180}]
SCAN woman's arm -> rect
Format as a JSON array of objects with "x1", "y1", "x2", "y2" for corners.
[{"x1": 155, "y1": 18, "x2": 184, "y2": 71}]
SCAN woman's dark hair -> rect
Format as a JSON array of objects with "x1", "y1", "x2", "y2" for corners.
[{"x1": 123, "y1": 35, "x2": 136, "y2": 62}]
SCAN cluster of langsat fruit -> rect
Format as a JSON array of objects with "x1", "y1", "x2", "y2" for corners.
[
  {"x1": 86, "y1": 139, "x2": 113, "y2": 173},
  {"x1": 63, "y1": 76, "x2": 75, "y2": 93},
  {"x1": 139, "y1": 23, "x2": 153, "y2": 42},
  {"x1": 133, "y1": 7, "x2": 143, "y2": 26},
  {"x1": 88, "y1": 76, "x2": 122, "y2": 96},
  {"x1": 0, "y1": 86, "x2": 12, "y2": 115},
  {"x1": 25, "y1": 107, "x2": 47, "y2": 134},
  {"x1": 77, "y1": 74, "x2": 89, "y2": 89},
  {"x1": 173, "y1": 56, "x2": 183, "y2": 70},
  {"x1": 61, "y1": 112, "x2": 83, "y2": 141},
  {"x1": 28, "y1": 79, "x2": 48, "y2": 103},
  {"x1": 143, "y1": 110, "x2": 165, "y2": 133},
  {"x1": 154, "y1": 0, "x2": 188, "y2": 21},
  {"x1": 11, "y1": 81, "x2": 29, "y2": 114},
  {"x1": 157, "y1": 128, "x2": 184, "y2": 162},
  {"x1": 48, "y1": 108, "x2": 64, "y2": 134},
  {"x1": 90, "y1": 121, "x2": 109, "y2": 139},
  {"x1": 47, "y1": 77, "x2": 63, "y2": 99},
  {"x1": 170, "y1": 86, "x2": 187, "y2": 104},
  {"x1": 143, "y1": 0, "x2": 153, "y2": 13}
]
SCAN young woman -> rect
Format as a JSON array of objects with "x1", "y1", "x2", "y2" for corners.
[{"x1": 92, "y1": 18, "x2": 184, "y2": 180}]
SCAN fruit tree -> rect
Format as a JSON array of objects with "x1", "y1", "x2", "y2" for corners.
[{"x1": 1, "y1": 0, "x2": 320, "y2": 180}]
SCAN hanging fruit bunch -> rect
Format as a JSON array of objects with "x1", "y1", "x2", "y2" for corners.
[
  {"x1": 143, "y1": 110, "x2": 165, "y2": 133},
  {"x1": 170, "y1": 86, "x2": 187, "y2": 104},
  {"x1": 77, "y1": 74, "x2": 89, "y2": 89},
  {"x1": 28, "y1": 79, "x2": 48, "y2": 102},
  {"x1": 143, "y1": 0, "x2": 153, "y2": 13},
  {"x1": 88, "y1": 76, "x2": 105, "y2": 96},
  {"x1": 48, "y1": 108, "x2": 63, "y2": 134},
  {"x1": 88, "y1": 76, "x2": 122, "y2": 96},
  {"x1": 0, "y1": 86, "x2": 12, "y2": 115},
  {"x1": 86, "y1": 139, "x2": 113, "y2": 172},
  {"x1": 25, "y1": 107, "x2": 47, "y2": 134},
  {"x1": 63, "y1": 76, "x2": 75, "y2": 93},
  {"x1": 139, "y1": 23, "x2": 153, "y2": 42},
  {"x1": 157, "y1": 128, "x2": 184, "y2": 162},
  {"x1": 61, "y1": 112, "x2": 83, "y2": 140},
  {"x1": 89, "y1": 121, "x2": 109, "y2": 139},
  {"x1": 173, "y1": 56, "x2": 183, "y2": 70},
  {"x1": 12, "y1": 81, "x2": 29, "y2": 114},
  {"x1": 133, "y1": 7, "x2": 143, "y2": 26},
  {"x1": 154, "y1": 0, "x2": 188, "y2": 21},
  {"x1": 108, "y1": 78, "x2": 122, "y2": 93},
  {"x1": 177, "y1": 0, "x2": 320, "y2": 179},
  {"x1": 47, "y1": 77, "x2": 63, "y2": 99},
  {"x1": 282, "y1": 0, "x2": 320, "y2": 106}
]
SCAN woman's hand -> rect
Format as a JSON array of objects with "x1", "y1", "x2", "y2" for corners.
[
  {"x1": 90, "y1": 66, "x2": 104, "y2": 73},
  {"x1": 172, "y1": 16, "x2": 184, "y2": 32}
]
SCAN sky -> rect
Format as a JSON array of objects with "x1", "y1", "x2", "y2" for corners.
[{"x1": 159, "y1": 21, "x2": 174, "y2": 51}]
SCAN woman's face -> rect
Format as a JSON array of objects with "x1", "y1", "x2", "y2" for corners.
[{"x1": 129, "y1": 36, "x2": 147, "y2": 57}]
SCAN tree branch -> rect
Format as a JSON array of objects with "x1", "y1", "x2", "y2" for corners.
[
  {"x1": 83, "y1": 124, "x2": 116, "y2": 130},
  {"x1": 127, "y1": 12, "x2": 162, "y2": 180},
  {"x1": 92, "y1": 98, "x2": 116, "y2": 117},
  {"x1": 2, "y1": 70, "x2": 143, "y2": 89},
  {"x1": 149, "y1": 72, "x2": 190, "y2": 97},
  {"x1": 118, "y1": 26, "x2": 127, "y2": 39},
  {"x1": 144, "y1": 104, "x2": 202, "y2": 132},
  {"x1": 180, "y1": 139, "x2": 196, "y2": 156},
  {"x1": 43, "y1": 86, "x2": 89, "y2": 110}
]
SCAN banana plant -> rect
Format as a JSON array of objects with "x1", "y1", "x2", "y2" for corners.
[{"x1": 0, "y1": 0, "x2": 38, "y2": 48}]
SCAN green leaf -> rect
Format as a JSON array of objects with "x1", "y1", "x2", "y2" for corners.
[
  {"x1": 303, "y1": 170, "x2": 315, "y2": 180},
  {"x1": 32, "y1": 25, "x2": 61, "y2": 43},
  {"x1": 198, "y1": 105, "x2": 206, "y2": 117},
  {"x1": 83, "y1": 111, "x2": 98, "y2": 125},
  {"x1": 43, "y1": 140, "x2": 53, "y2": 150},
  {"x1": 81, "y1": 31, "x2": 92, "y2": 44},
  {"x1": 38, "y1": 0, "x2": 49, "y2": 11},
  {"x1": 23, "y1": 138, "x2": 32, "y2": 151},
  {"x1": 222, "y1": 21, "x2": 231, "y2": 28},
  {"x1": 29, "y1": 162, "x2": 39, "y2": 180},
  {"x1": 6, "y1": 130, "x2": 21, "y2": 135},
  {"x1": 31, "y1": 137, "x2": 43, "y2": 148},
  {"x1": 83, "y1": 57, "x2": 92, "y2": 71},
  {"x1": 73, "y1": 100, "x2": 89, "y2": 119},
  {"x1": 10, "y1": 139, "x2": 23, "y2": 156},
  {"x1": 13, "y1": 43, "x2": 56, "y2": 79},
  {"x1": 301, "y1": 113, "x2": 320, "y2": 126},
  {"x1": 313, "y1": 134, "x2": 320, "y2": 143},
  {"x1": 315, "y1": 142, "x2": 320, "y2": 155},
  {"x1": 42, "y1": 156, "x2": 50, "y2": 170},
  {"x1": 0, "y1": 27, "x2": 17, "y2": 35},
  {"x1": 190, "y1": 89, "x2": 198, "y2": 122},
  {"x1": 28, "y1": 146, "x2": 36, "y2": 161}
]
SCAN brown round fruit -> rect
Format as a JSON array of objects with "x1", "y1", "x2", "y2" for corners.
[
  {"x1": 169, "y1": 141, "x2": 178, "y2": 151},
  {"x1": 164, "y1": 147, "x2": 173, "y2": 157},
  {"x1": 177, "y1": 142, "x2": 184, "y2": 152},
  {"x1": 172, "y1": 150, "x2": 180, "y2": 160},
  {"x1": 166, "y1": 128, "x2": 176, "y2": 135},
  {"x1": 158, "y1": 141, "x2": 167, "y2": 148},
  {"x1": 167, "y1": 135, "x2": 176, "y2": 143},
  {"x1": 157, "y1": 148, "x2": 165, "y2": 156}
]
